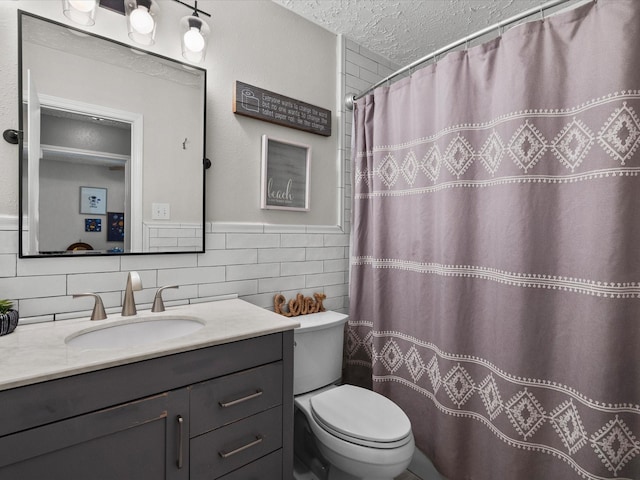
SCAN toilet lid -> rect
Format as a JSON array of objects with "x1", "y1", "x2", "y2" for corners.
[{"x1": 310, "y1": 385, "x2": 412, "y2": 447}]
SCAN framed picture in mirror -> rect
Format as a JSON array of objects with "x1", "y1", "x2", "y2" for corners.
[
  {"x1": 107, "y1": 212, "x2": 125, "y2": 242},
  {"x1": 261, "y1": 135, "x2": 310, "y2": 212},
  {"x1": 79, "y1": 187, "x2": 107, "y2": 215}
]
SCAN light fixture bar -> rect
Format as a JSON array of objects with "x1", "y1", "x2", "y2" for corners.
[{"x1": 172, "y1": 0, "x2": 211, "y2": 18}]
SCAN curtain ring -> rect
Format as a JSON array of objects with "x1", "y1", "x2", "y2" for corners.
[
  {"x1": 540, "y1": 6, "x2": 545, "y2": 21},
  {"x1": 465, "y1": 38, "x2": 469, "y2": 51}
]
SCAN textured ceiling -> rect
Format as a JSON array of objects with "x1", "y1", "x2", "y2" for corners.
[{"x1": 272, "y1": 0, "x2": 556, "y2": 67}]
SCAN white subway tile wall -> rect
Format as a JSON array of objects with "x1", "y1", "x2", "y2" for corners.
[
  {"x1": 144, "y1": 222, "x2": 203, "y2": 252},
  {"x1": 0, "y1": 222, "x2": 351, "y2": 321},
  {"x1": 0, "y1": 37, "x2": 396, "y2": 324},
  {"x1": 342, "y1": 35, "x2": 401, "y2": 251}
]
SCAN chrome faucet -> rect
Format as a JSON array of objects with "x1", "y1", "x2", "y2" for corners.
[{"x1": 122, "y1": 271, "x2": 142, "y2": 316}]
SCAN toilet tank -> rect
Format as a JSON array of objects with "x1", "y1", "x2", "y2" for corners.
[{"x1": 293, "y1": 311, "x2": 348, "y2": 395}]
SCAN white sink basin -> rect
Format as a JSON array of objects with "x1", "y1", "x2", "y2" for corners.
[{"x1": 65, "y1": 317, "x2": 205, "y2": 349}]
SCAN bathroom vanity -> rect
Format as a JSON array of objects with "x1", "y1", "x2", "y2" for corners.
[{"x1": 0, "y1": 299, "x2": 298, "y2": 479}]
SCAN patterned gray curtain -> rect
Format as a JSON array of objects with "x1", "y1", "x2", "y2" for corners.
[{"x1": 345, "y1": 1, "x2": 640, "y2": 479}]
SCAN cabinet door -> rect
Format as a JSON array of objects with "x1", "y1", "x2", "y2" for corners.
[{"x1": 0, "y1": 389, "x2": 189, "y2": 480}]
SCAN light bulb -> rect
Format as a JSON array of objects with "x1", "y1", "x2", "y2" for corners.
[
  {"x1": 129, "y1": 6, "x2": 154, "y2": 34},
  {"x1": 68, "y1": 0, "x2": 96, "y2": 12},
  {"x1": 183, "y1": 27, "x2": 205, "y2": 53}
]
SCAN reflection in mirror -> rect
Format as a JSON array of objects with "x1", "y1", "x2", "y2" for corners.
[
  {"x1": 19, "y1": 11, "x2": 206, "y2": 257},
  {"x1": 38, "y1": 109, "x2": 130, "y2": 253}
]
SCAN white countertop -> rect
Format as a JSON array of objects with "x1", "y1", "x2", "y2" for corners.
[{"x1": 0, "y1": 299, "x2": 299, "y2": 391}]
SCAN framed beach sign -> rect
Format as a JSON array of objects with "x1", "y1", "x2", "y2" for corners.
[
  {"x1": 79, "y1": 187, "x2": 107, "y2": 215},
  {"x1": 261, "y1": 135, "x2": 310, "y2": 211}
]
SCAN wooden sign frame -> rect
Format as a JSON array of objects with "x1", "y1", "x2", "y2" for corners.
[{"x1": 234, "y1": 81, "x2": 331, "y2": 137}]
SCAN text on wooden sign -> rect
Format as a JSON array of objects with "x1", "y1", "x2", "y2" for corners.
[{"x1": 233, "y1": 81, "x2": 331, "y2": 137}]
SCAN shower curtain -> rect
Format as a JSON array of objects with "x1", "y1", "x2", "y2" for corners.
[{"x1": 345, "y1": 1, "x2": 640, "y2": 479}]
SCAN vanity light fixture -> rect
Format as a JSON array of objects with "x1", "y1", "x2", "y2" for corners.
[
  {"x1": 60, "y1": 0, "x2": 211, "y2": 61},
  {"x1": 179, "y1": 1, "x2": 210, "y2": 63},
  {"x1": 62, "y1": 0, "x2": 98, "y2": 26},
  {"x1": 125, "y1": 0, "x2": 159, "y2": 46}
]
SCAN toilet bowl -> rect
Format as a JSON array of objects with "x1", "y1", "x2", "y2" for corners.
[
  {"x1": 292, "y1": 311, "x2": 415, "y2": 480},
  {"x1": 295, "y1": 384, "x2": 414, "y2": 480}
]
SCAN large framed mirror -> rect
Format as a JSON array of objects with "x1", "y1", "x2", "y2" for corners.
[{"x1": 18, "y1": 11, "x2": 206, "y2": 257}]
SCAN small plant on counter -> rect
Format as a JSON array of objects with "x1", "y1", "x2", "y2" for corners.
[
  {"x1": 0, "y1": 299, "x2": 19, "y2": 336},
  {"x1": 0, "y1": 299, "x2": 13, "y2": 314}
]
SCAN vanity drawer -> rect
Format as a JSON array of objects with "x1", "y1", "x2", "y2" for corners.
[
  {"x1": 190, "y1": 406, "x2": 283, "y2": 480},
  {"x1": 217, "y1": 450, "x2": 282, "y2": 480},
  {"x1": 190, "y1": 361, "x2": 283, "y2": 437}
]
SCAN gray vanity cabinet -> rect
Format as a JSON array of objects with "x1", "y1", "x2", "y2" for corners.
[{"x1": 0, "y1": 331, "x2": 294, "y2": 480}]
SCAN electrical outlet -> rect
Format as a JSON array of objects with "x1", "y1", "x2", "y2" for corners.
[{"x1": 152, "y1": 203, "x2": 170, "y2": 220}]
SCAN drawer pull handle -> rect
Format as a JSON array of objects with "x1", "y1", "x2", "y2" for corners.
[
  {"x1": 177, "y1": 415, "x2": 184, "y2": 469},
  {"x1": 219, "y1": 435, "x2": 264, "y2": 459},
  {"x1": 219, "y1": 389, "x2": 263, "y2": 408}
]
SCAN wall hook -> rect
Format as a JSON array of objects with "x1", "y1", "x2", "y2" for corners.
[
  {"x1": 182, "y1": 138, "x2": 188, "y2": 149},
  {"x1": 3, "y1": 129, "x2": 22, "y2": 145}
]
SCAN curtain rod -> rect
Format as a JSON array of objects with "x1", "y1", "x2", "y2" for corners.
[{"x1": 344, "y1": 0, "x2": 581, "y2": 110}]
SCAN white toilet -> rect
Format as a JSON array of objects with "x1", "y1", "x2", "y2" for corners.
[{"x1": 293, "y1": 311, "x2": 415, "y2": 480}]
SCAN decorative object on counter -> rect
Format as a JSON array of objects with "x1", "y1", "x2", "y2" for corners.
[
  {"x1": 233, "y1": 81, "x2": 332, "y2": 137},
  {"x1": 261, "y1": 135, "x2": 310, "y2": 212},
  {"x1": 273, "y1": 293, "x2": 326, "y2": 317},
  {"x1": 79, "y1": 186, "x2": 107, "y2": 215},
  {"x1": 0, "y1": 300, "x2": 19, "y2": 336},
  {"x1": 107, "y1": 212, "x2": 125, "y2": 241},
  {"x1": 85, "y1": 218, "x2": 102, "y2": 232}
]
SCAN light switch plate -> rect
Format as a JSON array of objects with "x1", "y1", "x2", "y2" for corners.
[{"x1": 152, "y1": 203, "x2": 170, "y2": 220}]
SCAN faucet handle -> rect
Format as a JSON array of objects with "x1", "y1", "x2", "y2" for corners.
[
  {"x1": 73, "y1": 293, "x2": 107, "y2": 321},
  {"x1": 151, "y1": 285, "x2": 179, "y2": 312}
]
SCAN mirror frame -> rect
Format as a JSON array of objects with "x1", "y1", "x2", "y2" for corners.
[{"x1": 17, "y1": 10, "x2": 207, "y2": 258}]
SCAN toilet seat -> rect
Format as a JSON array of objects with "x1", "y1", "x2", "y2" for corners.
[{"x1": 310, "y1": 385, "x2": 412, "y2": 449}]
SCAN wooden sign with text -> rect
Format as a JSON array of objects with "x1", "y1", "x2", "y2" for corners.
[{"x1": 233, "y1": 81, "x2": 332, "y2": 137}]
